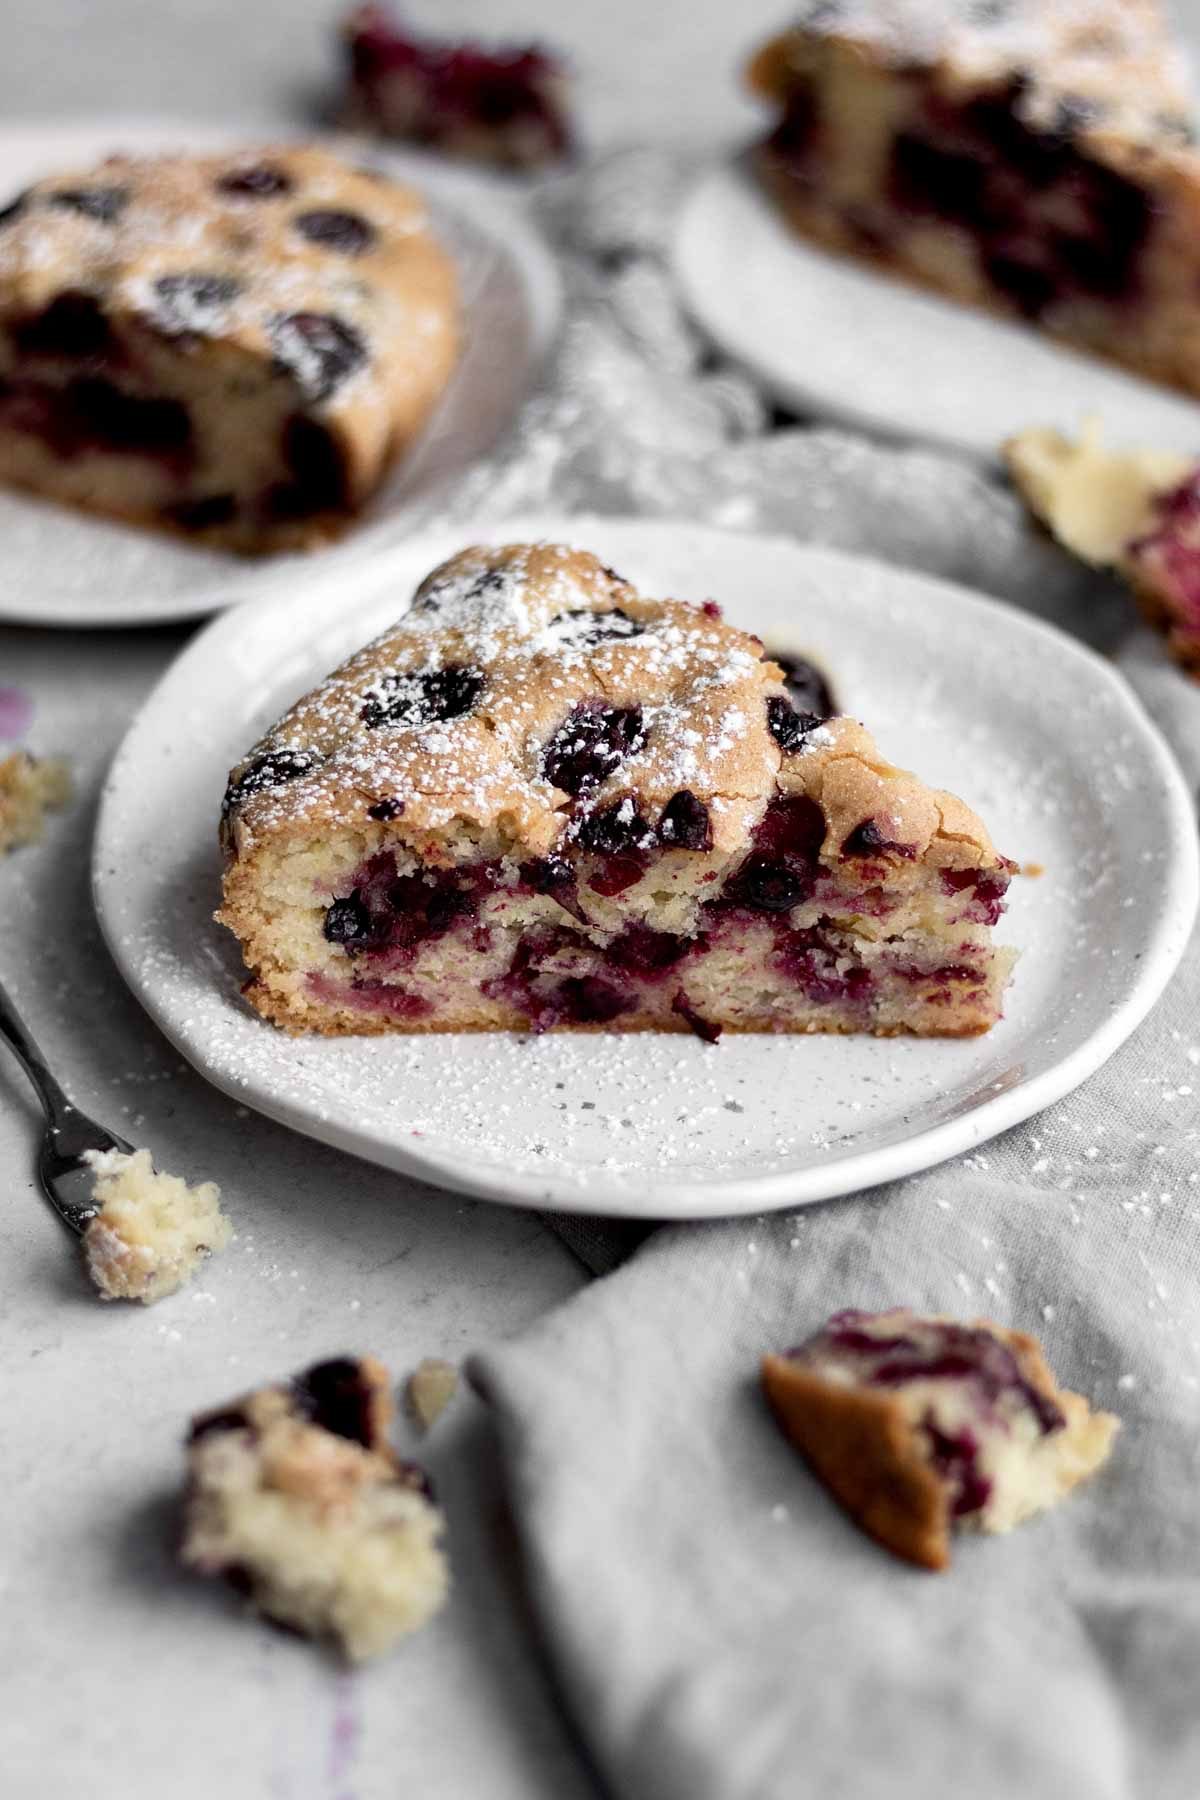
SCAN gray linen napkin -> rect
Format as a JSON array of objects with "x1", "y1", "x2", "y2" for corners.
[{"x1": 417, "y1": 149, "x2": 1200, "y2": 1796}]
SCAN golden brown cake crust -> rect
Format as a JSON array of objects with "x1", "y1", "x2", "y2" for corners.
[{"x1": 0, "y1": 144, "x2": 459, "y2": 552}]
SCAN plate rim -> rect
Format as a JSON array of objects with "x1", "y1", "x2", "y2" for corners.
[
  {"x1": 672, "y1": 154, "x2": 1200, "y2": 465},
  {"x1": 93, "y1": 516, "x2": 1200, "y2": 1218},
  {"x1": 0, "y1": 113, "x2": 562, "y2": 631}
]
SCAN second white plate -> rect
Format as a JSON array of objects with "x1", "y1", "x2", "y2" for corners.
[
  {"x1": 674, "y1": 157, "x2": 1200, "y2": 463},
  {"x1": 0, "y1": 118, "x2": 560, "y2": 629},
  {"x1": 94, "y1": 518, "x2": 1197, "y2": 1218}
]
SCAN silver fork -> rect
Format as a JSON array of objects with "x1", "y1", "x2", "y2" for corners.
[{"x1": 0, "y1": 976, "x2": 135, "y2": 1234}]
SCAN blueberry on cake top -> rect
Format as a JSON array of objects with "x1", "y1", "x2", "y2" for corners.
[
  {"x1": 218, "y1": 542, "x2": 1017, "y2": 1039},
  {"x1": 748, "y1": 1, "x2": 1200, "y2": 399},
  {"x1": 763, "y1": 1308, "x2": 1118, "y2": 1569},
  {"x1": 342, "y1": 4, "x2": 572, "y2": 169},
  {"x1": 0, "y1": 145, "x2": 458, "y2": 554},
  {"x1": 181, "y1": 1356, "x2": 447, "y2": 1660},
  {"x1": 1007, "y1": 423, "x2": 1200, "y2": 673}
]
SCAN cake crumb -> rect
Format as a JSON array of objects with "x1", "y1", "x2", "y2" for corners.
[
  {"x1": 406, "y1": 1358, "x2": 459, "y2": 1431},
  {"x1": 81, "y1": 1148, "x2": 231, "y2": 1303},
  {"x1": 1021, "y1": 861, "x2": 1045, "y2": 879},
  {"x1": 181, "y1": 1356, "x2": 447, "y2": 1661},
  {"x1": 0, "y1": 751, "x2": 70, "y2": 853}
]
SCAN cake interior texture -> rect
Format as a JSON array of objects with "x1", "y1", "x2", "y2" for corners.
[
  {"x1": 0, "y1": 146, "x2": 459, "y2": 554},
  {"x1": 218, "y1": 543, "x2": 1017, "y2": 1039},
  {"x1": 749, "y1": 2, "x2": 1200, "y2": 398},
  {"x1": 0, "y1": 749, "x2": 70, "y2": 852},
  {"x1": 763, "y1": 1308, "x2": 1118, "y2": 1569}
]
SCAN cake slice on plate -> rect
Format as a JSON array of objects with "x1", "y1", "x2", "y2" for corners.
[
  {"x1": 0, "y1": 145, "x2": 458, "y2": 554},
  {"x1": 763, "y1": 1308, "x2": 1118, "y2": 1569},
  {"x1": 1007, "y1": 422, "x2": 1200, "y2": 672},
  {"x1": 748, "y1": 1, "x2": 1200, "y2": 398},
  {"x1": 218, "y1": 542, "x2": 1017, "y2": 1039}
]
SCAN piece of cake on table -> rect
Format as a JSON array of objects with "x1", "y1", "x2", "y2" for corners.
[
  {"x1": 181, "y1": 1356, "x2": 447, "y2": 1660},
  {"x1": 748, "y1": 1, "x2": 1200, "y2": 399},
  {"x1": 1007, "y1": 422, "x2": 1200, "y2": 673},
  {"x1": 0, "y1": 145, "x2": 458, "y2": 554},
  {"x1": 218, "y1": 542, "x2": 1017, "y2": 1039},
  {"x1": 763, "y1": 1308, "x2": 1118, "y2": 1568}
]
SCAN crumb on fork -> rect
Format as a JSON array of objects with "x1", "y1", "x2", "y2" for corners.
[
  {"x1": 81, "y1": 1147, "x2": 231, "y2": 1303},
  {"x1": 181, "y1": 1355, "x2": 447, "y2": 1660},
  {"x1": 0, "y1": 751, "x2": 70, "y2": 853}
]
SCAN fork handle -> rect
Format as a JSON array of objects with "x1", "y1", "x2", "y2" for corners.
[{"x1": 0, "y1": 976, "x2": 76, "y2": 1125}]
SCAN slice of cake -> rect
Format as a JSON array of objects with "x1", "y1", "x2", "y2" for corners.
[
  {"x1": 0, "y1": 749, "x2": 70, "y2": 852},
  {"x1": 1007, "y1": 422, "x2": 1200, "y2": 672},
  {"x1": 763, "y1": 1308, "x2": 1118, "y2": 1569},
  {"x1": 218, "y1": 542, "x2": 1017, "y2": 1039},
  {"x1": 0, "y1": 145, "x2": 458, "y2": 554},
  {"x1": 342, "y1": 5, "x2": 572, "y2": 168},
  {"x1": 81, "y1": 1147, "x2": 232, "y2": 1303},
  {"x1": 747, "y1": 2, "x2": 1200, "y2": 399},
  {"x1": 181, "y1": 1356, "x2": 447, "y2": 1660}
]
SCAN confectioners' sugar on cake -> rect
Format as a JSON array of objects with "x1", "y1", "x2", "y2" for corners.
[
  {"x1": 218, "y1": 541, "x2": 1017, "y2": 1039},
  {"x1": 0, "y1": 145, "x2": 459, "y2": 554},
  {"x1": 748, "y1": 2, "x2": 1200, "y2": 400},
  {"x1": 1007, "y1": 423, "x2": 1200, "y2": 672},
  {"x1": 181, "y1": 1356, "x2": 447, "y2": 1660},
  {"x1": 82, "y1": 1147, "x2": 232, "y2": 1303},
  {"x1": 763, "y1": 1307, "x2": 1118, "y2": 1569},
  {"x1": 0, "y1": 750, "x2": 70, "y2": 852}
]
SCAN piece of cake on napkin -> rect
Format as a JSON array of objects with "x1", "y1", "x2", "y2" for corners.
[
  {"x1": 1006, "y1": 422, "x2": 1200, "y2": 674},
  {"x1": 218, "y1": 541, "x2": 1017, "y2": 1039},
  {"x1": 764, "y1": 1308, "x2": 1118, "y2": 1569},
  {"x1": 748, "y1": 1, "x2": 1200, "y2": 398},
  {"x1": 0, "y1": 144, "x2": 458, "y2": 553}
]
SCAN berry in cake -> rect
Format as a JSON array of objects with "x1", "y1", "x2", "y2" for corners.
[
  {"x1": 1007, "y1": 422, "x2": 1200, "y2": 673},
  {"x1": 341, "y1": 5, "x2": 572, "y2": 169},
  {"x1": 81, "y1": 1147, "x2": 232, "y2": 1303},
  {"x1": 0, "y1": 750, "x2": 70, "y2": 853},
  {"x1": 181, "y1": 1355, "x2": 447, "y2": 1660},
  {"x1": 405, "y1": 1358, "x2": 459, "y2": 1431},
  {"x1": 0, "y1": 145, "x2": 458, "y2": 555},
  {"x1": 218, "y1": 542, "x2": 1018, "y2": 1039},
  {"x1": 763, "y1": 1308, "x2": 1118, "y2": 1569},
  {"x1": 747, "y1": 2, "x2": 1200, "y2": 399}
]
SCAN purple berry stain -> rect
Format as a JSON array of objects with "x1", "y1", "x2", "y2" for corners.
[{"x1": 0, "y1": 686, "x2": 33, "y2": 739}]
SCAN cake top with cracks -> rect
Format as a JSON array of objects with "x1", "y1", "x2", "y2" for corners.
[
  {"x1": 759, "y1": 1, "x2": 1196, "y2": 150},
  {"x1": 0, "y1": 143, "x2": 457, "y2": 414},
  {"x1": 221, "y1": 541, "x2": 1004, "y2": 870}
]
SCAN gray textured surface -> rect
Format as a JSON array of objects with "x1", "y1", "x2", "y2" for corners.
[{"x1": 4, "y1": 4, "x2": 1200, "y2": 1799}]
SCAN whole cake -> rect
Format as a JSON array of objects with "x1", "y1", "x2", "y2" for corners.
[
  {"x1": 0, "y1": 145, "x2": 459, "y2": 553},
  {"x1": 763, "y1": 1308, "x2": 1118, "y2": 1568},
  {"x1": 748, "y1": 1, "x2": 1200, "y2": 398},
  {"x1": 218, "y1": 542, "x2": 1017, "y2": 1039}
]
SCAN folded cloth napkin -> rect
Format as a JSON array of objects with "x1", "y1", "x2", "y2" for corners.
[{"x1": 407, "y1": 148, "x2": 1200, "y2": 1797}]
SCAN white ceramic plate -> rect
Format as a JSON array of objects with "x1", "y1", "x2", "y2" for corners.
[
  {"x1": 94, "y1": 518, "x2": 1198, "y2": 1219},
  {"x1": 0, "y1": 119, "x2": 560, "y2": 629},
  {"x1": 673, "y1": 157, "x2": 1200, "y2": 463}
]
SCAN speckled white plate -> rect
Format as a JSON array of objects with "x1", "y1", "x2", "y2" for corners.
[
  {"x1": 0, "y1": 118, "x2": 560, "y2": 629},
  {"x1": 94, "y1": 519, "x2": 1198, "y2": 1218},
  {"x1": 673, "y1": 157, "x2": 1200, "y2": 463}
]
